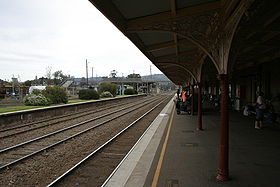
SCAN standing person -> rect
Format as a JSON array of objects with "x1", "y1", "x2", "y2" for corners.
[
  {"x1": 255, "y1": 91, "x2": 266, "y2": 129},
  {"x1": 181, "y1": 90, "x2": 187, "y2": 102},
  {"x1": 177, "y1": 88, "x2": 180, "y2": 99}
]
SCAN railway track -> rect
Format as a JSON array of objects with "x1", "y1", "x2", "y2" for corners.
[
  {"x1": 0, "y1": 94, "x2": 172, "y2": 186},
  {"x1": 0, "y1": 96, "x2": 156, "y2": 150},
  {"x1": 0, "y1": 96, "x2": 151, "y2": 138},
  {"x1": 0, "y1": 96, "x2": 163, "y2": 170},
  {"x1": 48, "y1": 99, "x2": 167, "y2": 187}
]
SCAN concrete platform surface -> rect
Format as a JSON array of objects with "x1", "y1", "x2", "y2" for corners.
[
  {"x1": 104, "y1": 97, "x2": 174, "y2": 187},
  {"x1": 105, "y1": 99, "x2": 280, "y2": 187}
]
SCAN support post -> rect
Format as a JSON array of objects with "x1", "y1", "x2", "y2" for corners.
[
  {"x1": 86, "y1": 59, "x2": 89, "y2": 87},
  {"x1": 191, "y1": 84, "x2": 195, "y2": 115},
  {"x1": 216, "y1": 74, "x2": 229, "y2": 181},
  {"x1": 196, "y1": 83, "x2": 203, "y2": 130},
  {"x1": 121, "y1": 83, "x2": 124, "y2": 95}
]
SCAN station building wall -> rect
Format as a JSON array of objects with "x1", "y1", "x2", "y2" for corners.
[{"x1": 233, "y1": 60, "x2": 280, "y2": 113}]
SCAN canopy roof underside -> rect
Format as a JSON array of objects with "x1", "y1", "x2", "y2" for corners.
[{"x1": 89, "y1": 0, "x2": 280, "y2": 86}]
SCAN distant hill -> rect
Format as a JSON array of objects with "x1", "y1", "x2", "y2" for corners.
[
  {"x1": 73, "y1": 74, "x2": 171, "y2": 83},
  {"x1": 141, "y1": 74, "x2": 171, "y2": 82}
]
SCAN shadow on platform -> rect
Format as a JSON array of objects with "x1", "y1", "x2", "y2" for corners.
[{"x1": 144, "y1": 105, "x2": 280, "y2": 187}]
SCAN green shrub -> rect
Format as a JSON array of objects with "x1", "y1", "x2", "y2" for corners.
[
  {"x1": 32, "y1": 89, "x2": 42, "y2": 95},
  {"x1": 78, "y1": 89, "x2": 100, "y2": 100},
  {"x1": 23, "y1": 94, "x2": 50, "y2": 106},
  {"x1": 98, "y1": 82, "x2": 118, "y2": 97},
  {"x1": 100, "y1": 91, "x2": 113, "y2": 98},
  {"x1": 42, "y1": 86, "x2": 68, "y2": 104},
  {"x1": 124, "y1": 89, "x2": 138, "y2": 95}
]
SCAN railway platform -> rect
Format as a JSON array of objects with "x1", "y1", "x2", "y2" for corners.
[{"x1": 104, "y1": 97, "x2": 280, "y2": 187}]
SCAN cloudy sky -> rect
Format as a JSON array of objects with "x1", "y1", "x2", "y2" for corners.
[{"x1": 0, "y1": 0, "x2": 162, "y2": 81}]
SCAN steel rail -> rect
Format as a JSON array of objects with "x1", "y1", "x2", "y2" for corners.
[
  {"x1": 46, "y1": 98, "x2": 166, "y2": 187},
  {"x1": 100, "y1": 103, "x2": 166, "y2": 187},
  {"x1": 0, "y1": 96, "x2": 157, "y2": 154},
  {"x1": 0, "y1": 96, "x2": 146, "y2": 133},
  {"x1": 0, "y1": 97, "x2": 163, "y2": 170},
  {"x1": 0, "y1": 97, "x2": 152, "y2": 137},
  {"x1": 0, "y1": 105, "x2": 121, "y2": 135}
]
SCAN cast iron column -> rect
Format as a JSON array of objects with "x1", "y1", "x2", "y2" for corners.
[
  {"x1": 191, "y1": 84, "x2": 195, "y2": 115},
  {"x1": 216, "y1": 74, "x2": 229, "y2": 181},
  {"x1": 196, "y1": 83, "x2": 203, "y2": 130}
]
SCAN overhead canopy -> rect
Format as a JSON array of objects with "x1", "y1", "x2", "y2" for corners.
[{"x1": 89, "y1": 0, "x2": 280, "y2": 86}]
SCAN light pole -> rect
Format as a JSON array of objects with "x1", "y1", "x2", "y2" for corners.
[
  {"x1": 92, "y1": 67, "x2": 94, "y2": 81},
  {"x1": 86, "y1": 59, "x2": 89, "y2": 87},
  {"x1": 86, "y1": 59, "x2": 93, "y2": 87}
]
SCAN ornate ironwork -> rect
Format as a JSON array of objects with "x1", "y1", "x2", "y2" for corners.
[{"x1": 127, "y1": 1, "x2": 255, "y2": 74}]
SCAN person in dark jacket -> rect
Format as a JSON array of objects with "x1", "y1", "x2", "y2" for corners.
[{"x1": 255, "y1": 91, "x2": 266, "y2": 129}]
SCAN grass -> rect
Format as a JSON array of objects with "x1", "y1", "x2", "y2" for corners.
[
  {"x1": 0, "y1": 98, "x2": 21, "y2": 104},
  {"x1": 0, "y1": 94, "x2": 143, "y2": 114},
  {"x1": 116, "y1": 95, "x2": 132, "y2": 98},
  {"x1": 67, "y1": 94, "x2": 139, "y2": 103},
  {"x1": 0, "y1": 106, "x2": 45, "y2": 114},
  {"x1": 67, "y1": 99, "x2": 86, "y2": 104}
]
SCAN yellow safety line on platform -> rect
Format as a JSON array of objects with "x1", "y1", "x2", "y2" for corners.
[{"x1": 151, "y1": 105, "x2": 175, "y2": 187}]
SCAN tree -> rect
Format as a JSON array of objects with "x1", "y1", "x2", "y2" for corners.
[
  {"x1": 0, "y1": 79, "x2": 8, "y2": 84},
  {"x1": 98, "y1": 82, "x2": 118, "y2": 96},
  {"x1": 124, "y1": 88, "x2": 138, "y2": 95},
  {"x1": 45, "y1": 66, "x2": 53, "y2": 85},
  {"x1": 127, "y1": 73, "x2": 141, "y2": 90},
  {"x1": 42, "y1": 86, "x2": 68, "y2": 104},
  {"x1": 109, "y1": 70, "x2": 118, "y2": 78},
  {"x1": 23, "y1": 94, "x2": 50, "y2": 106},
  {"x1": 80, "y1": 77, "x2": 87, "y2": 87},
  {"x1": 127, "y1": 73, "x2": 141, "y2": 78},
  {"x1": 38, "y1": 77, "x2": 48, "y2": 85},
  {"x1": 78, "y1": 89, "x2": 100, "y2": 100},
  {"x1": 23, "y1": 80, "x2": 32, "y2": 86},
  {"x1": 53, "y1": 70, "x2": 68, "y2": 85},
  {"x1": 45, "y1": 66, "x2": 52, "y2": 79}
]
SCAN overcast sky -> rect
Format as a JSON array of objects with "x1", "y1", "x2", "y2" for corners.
[{"x1": 0, "y1": 0, "x2": 162, "y2": 81}]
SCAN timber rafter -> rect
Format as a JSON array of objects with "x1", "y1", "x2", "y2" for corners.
[
  {"x1": 127, "y1": 0, "x2": 255, "y2": 75},
  {"x1": 146, "y1": 39, "x2": 195, "y2": 52},
  {"x1": 89, "y1": 0, "x2": 278, "y2": 86},
  {"x1": 126, "y1": 1, "x2": 221, "y2": 28},
  {"x1": 157, "y1": 62, "x2": 197, "y2": 82},
  {"x1": 154, "y1": 49, "x2": 198, "y2": 62},
  {"x1": 229, "y1": 0, "x2": 280, "y2": 72}
]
